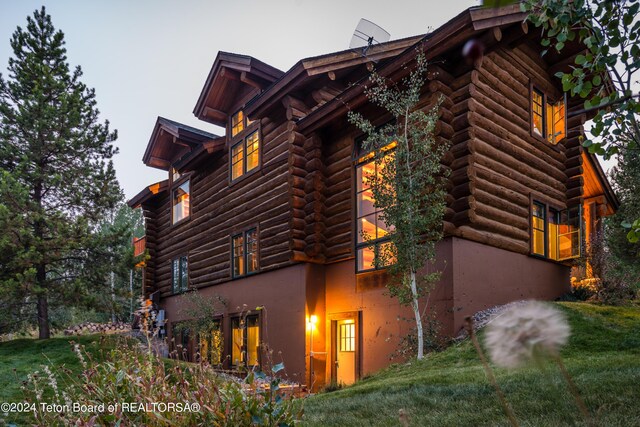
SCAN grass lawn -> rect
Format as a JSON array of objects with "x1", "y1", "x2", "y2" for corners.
[
  {"x1": 304, "y1": 302, "x2": 640, "y2": 426},
  {"x1": 0, "y1": 334, "x2": 119, "y2": 426}
]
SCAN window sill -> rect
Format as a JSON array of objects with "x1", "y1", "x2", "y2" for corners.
[{"x1": 229, "y1": 166, "x2": 261, "y2": 187}]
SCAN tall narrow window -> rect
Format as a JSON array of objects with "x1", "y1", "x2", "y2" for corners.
[
  {"x1": 232, "y1": 234, "x2": 245, "y2": 277},
  {"x1": 355, "y1": 144, "x2": 395, "y2": 273},
  {"x1": 231, "y1": 143, "x2": 244, "y2": 180},
  {"x1": 246, "y1": 131, "x2": 260, "y2": 172},
  {"x1": 532, "y1": 202, "x2": 546, "y2": 256},
  {"x1": 532, "y1": 89, "x2": 544, "y2": 137},
  {"x1": 530, "y1": 86, "x2": 566, "y2": 145},
  {"x1": 231, "y1": 110, "x2": 244, "y2": 137},
  {"x1": 231, "y1": 315, "x2": 260, "y2": 367},
  {"x1": 232, "y1": 228, "x2": 259, "y2": 277},
  {"x1": 172, "y1": 255, "x2": 188, "y2": 293},
  {"x1": 172, "y1": 180, "x2": 190, "y2": 224}
]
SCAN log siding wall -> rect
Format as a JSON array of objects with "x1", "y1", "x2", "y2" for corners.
[
  {"x1": 141, "y1": 41, "x2": 589, "y2": 297},
  {"x1": 143, "y1": 114, "x2": 295, "y2": 297}
]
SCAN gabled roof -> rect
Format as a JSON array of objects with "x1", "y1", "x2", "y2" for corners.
[
  {"x1": 193, "y1": 52, "x2": 284, "y2": 126},
  {"x1": 142, "y1": 116, "x2": 218, "y2": 170},
  {"x1": 127, "y1": 180, "x2": 168, "y2": 209}
]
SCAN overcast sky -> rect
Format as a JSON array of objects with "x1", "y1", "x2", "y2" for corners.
[{"x1": 1, "y1": 0, "x2": 615, "y2": 200}]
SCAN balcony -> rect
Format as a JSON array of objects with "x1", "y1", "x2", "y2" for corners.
[{"x1": 133, "y1": 236, "x2": 146, "y2": 258}]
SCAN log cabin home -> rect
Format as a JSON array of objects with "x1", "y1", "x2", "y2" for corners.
[{"x1": 128, "y1": 4, "x2": 618, "y2": 388}]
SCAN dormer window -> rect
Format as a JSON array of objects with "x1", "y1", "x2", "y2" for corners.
[
  {"x1": 231, "y1": 130, "x2": 260, "y2": 180},
  {"x1": 530, "y1": 86, "x2": 566, "y2": 145}
]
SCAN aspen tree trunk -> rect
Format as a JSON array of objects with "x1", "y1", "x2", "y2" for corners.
[{"x1": 410, "y1": 270, "x2": 424, "y2": 359}]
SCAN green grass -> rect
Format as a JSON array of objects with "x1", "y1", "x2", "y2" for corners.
[
  {"x1": 0, "y1": 334, "x2": 119, "y2": 426},
  {"x1": 304, "y1": 302, "x2": 640, "y2": 426}
]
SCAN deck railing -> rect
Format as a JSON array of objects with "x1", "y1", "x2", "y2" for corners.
[{"x1": 133, "y1": 236, "x2": 146, "y2": 258}]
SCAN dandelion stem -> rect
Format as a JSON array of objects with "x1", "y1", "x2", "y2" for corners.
[
  {"x1": 464, "y1": 316, "x2": 519, "y2": 427},
  {"x1": 552, "y1": 353, "x2": 596, "y2": 427}
]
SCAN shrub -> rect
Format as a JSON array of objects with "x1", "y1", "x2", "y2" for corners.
[
  {"x1": 21, "y1": 303, "x2": 303, "y2": 427},
  {"x1": 21, "y1": 337, "x2": 302, "y2": 426}
]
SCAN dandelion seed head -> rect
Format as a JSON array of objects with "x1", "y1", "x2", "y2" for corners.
[{"x1": 484, "y1": 301, "x2": 570, "y2": 368}]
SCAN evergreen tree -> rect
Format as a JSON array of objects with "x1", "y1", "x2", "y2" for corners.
[{"x1": 0, "y1": 7, "x2": 121, "y2": 338}]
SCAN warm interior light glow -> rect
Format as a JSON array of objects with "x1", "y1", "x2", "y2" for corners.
[{"x1": 306, "y1": 314, "x2": 319, "y2": 331}]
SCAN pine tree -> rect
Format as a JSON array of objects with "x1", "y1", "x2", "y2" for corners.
[{"x1": 0, "y1": 7, "x2": 121, "y2": 338}]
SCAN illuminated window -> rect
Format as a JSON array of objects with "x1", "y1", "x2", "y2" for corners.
[
  {"x1": 231, "y1": 110, "x2": 244, "y2": 137},
  {"x1": 172, "y1": 255, "x2": 188, "y2": 293},
  {"x1": 532, "y1": 202, "x2": 546, "y2": 256},
  {"x1": 172, "y1": 180, "x2": 190, "y2": 224},
  {"x1": 339, "y1": 321, "x2": 355, "y2": 352},
  {"x1": 198, "y1": 320, "x2": 223, "y2": 366},
  {"x1": 531, "y1": 201, "x2": 581, "y2": 261},
  {"x1": 231, "y1": 315, "x2": 260, "y2": 367},
  {"x1": 232, "y1": 228, "x2": 258, "y2": 278},
  {"x1": 531, "y1": 87, "x2": 566, "y2": 145},
  {"x1": 230, "y1": 130, "x2": 260, "y2": 180},
  {"x1": 355, "y1": 143, "x2": 395, "y2": 273}
]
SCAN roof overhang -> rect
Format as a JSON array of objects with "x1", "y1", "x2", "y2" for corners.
[
  {"x1": 244, "y1": 35, "x2": 424, "y2": 120},
  {"x1": 295, "y1": 4, "x2": 530, "y2": 134},
  {"x1": 127, "y1": 180, "x2": 169, "y2": 209},
  {"x1": 193, "y1": 52, "x2": 284, "y2": 126},
  {"x1": 142, "y1": 117, "x2": 218, "y2": 171},
  {"x1": 582, "y1": 152, "x2": 619, "y2": 215}
]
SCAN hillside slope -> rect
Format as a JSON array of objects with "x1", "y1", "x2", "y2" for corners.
[{"x1": 304, "y1": 302, "x2": 640, "y2": 426}]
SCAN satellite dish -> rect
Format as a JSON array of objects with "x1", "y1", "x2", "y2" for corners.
[{"x1": 349, "y1": 18, "x2": 391, "y2": 56}]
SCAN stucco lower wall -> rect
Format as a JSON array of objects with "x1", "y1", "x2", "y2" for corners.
[
  {"x1": 451, "y1": 237, "x2": 571, "y2": 335},
  {"x1": 160, "y1": 263, "x2": 308, "y2": 383}
]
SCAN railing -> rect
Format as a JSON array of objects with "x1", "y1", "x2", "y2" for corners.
[{"x1": 133, "y1": 236, "x2": 146, "y2": 258}]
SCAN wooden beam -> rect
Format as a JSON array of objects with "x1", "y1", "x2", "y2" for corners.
[
  {"x1": 240, "y1": 71, "x2": 264, "y2": 89},
  {"x1": 282, "y1": 95, "x2": 310, "y2": 121},
  {"x1": 203, "y1": 107, "x2": 227, "y2": 123},
  {"x1": 219, "y1": 67, "x2": 240, "y2": 81}
]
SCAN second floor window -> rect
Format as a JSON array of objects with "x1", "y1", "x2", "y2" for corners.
[
  {"x1": 531, "y1": 86, "x2": 566, "y2": 145},
  {"x1": 232, "y1": 228, "x2": 259, "y2": 277},
  {"x1": 231, "y1": 131, "x2": 260, "y2": 180},
  {"x1": 531, "y1": 201, "x2": 581, "y2": 261},
  {"x1": 355, "y1": 145, "x2": 395, "y2": 273},
  {"x1": 172, "y1": 255, "x2": 188, "y2": 293},
  {"x1": 172, "y1": 180, "x2": 190, "y2": 224}
]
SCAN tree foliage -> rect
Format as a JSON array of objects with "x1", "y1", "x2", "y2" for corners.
[
  {"x1": 348, "y1": 51, "x2": 450, "y2": 359},
  {"x1": 523, "y1": 0, "x2": 640, "y2": 158},
  {"x1": 0, "y1": 7, "x2": 122, "y2": 338}
]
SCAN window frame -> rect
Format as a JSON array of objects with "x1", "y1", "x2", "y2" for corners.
[
  {"x1": 170, "y1": 170, "x2": 191, "y2": 226},
  {"x1": 230, "y1": 227, "x2": 260, "y2": 279},
  {"x1": 353, "y1": 139, "x2": 395, "y2": 274},
  {"x1": 529, "y1": 82, "x2": 567, "y2": 146},
  {"x1": 229, "y1": 108, "x2": 261, "y2": 183},
  {"x1": 529, "y1": 196, "x2": 582, "y2": 262},
  {"x1": 229, "y1": 313, "x2": 261, "y2": 368},
  {"x1": 171, "y1": 254, "x2": 189, "y2": 294}
]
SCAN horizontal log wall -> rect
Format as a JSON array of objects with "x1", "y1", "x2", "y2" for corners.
[
  {"x1": 145, "y1": 113, "x2": 295, "y2": 298},
  {"x1": 446, "y1": 45, "x2": 587, "y2": 255}
]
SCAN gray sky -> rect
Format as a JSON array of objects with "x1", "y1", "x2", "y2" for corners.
[{"x1": 0, "y1": 0, "x2": 615, "y2": 200}]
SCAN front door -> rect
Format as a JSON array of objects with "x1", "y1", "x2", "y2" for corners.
[{"x1": 335, "y1": 318, "x2": 356, "y2": 385}]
